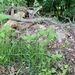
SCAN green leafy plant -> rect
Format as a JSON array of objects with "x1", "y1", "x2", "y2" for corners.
[
  {"x1": 0, "y1": 0, "x2": 27, "y2": 13},
  {"x1": 0, "y1": 0, "x2": 27, "y2": 6},
  {"x1": 0, "y1": 14, "x2": 10, "y2": 22},
  {"x1": 20, "y1": 26, "x2": 68, "y2": 75},
  {"x1": 62, "y1": 41, "x2": 69, "y2": 47},
  {"x1": 53, "y1": 16, "x2": 59, "y2": 21}
]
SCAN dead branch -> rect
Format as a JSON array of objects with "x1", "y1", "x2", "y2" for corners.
[
  {"x1": 11, "y1": 2, "x2": 15, "y2": 15},
  {"x1": 1, "y1": 14, "x2": 75, "y2": 27},
  {"x1": 33, "y1": 6, "x2": 42, "y2": 15}
]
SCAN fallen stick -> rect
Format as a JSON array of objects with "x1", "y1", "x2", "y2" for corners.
[
  {"x1": 33, "y1": 6, "x2": 42, "y2": 15},
  {"x1": 0, "y1": 14, "x2": 75, "y2": 27},
  {"x1": 10, "y1": 15, "x2": 75, "y2": 27}
]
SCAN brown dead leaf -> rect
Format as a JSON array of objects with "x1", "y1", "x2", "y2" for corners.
[
  {"x1": 4, "y1": 11, "x2": 26, "y2": 29},
  {"x1": 5, "y1": 20, "x2": 18, "y2": 28},
  {"x1": 15, "y1": 30, "x2": 21, "y2": 34},
  {"x1": 0, "y1": 65, "x2": 5, "y2": 75},
  {"x1": 10, "y1": 66, "x2": 15, "y2": 75},
  {"x1": 14, "y1": 11, "x2": 25, "y2": 18},
  {"x1": 38, "y1": 24, "x2": 46, "y2": 29},
  {"x1": 21, "y1": 22, "x2": 34, "y2": 30}
]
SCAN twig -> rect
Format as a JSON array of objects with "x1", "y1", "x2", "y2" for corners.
[
  {"x1": 60, "y1": 16, "x2": 71, "y2": 23},
  {"x1": 33, "y1": 6, "x2": 42, "y2": 15},
  {"x1": 11, "y1": 2, "x2": 14, "y2": 15}
]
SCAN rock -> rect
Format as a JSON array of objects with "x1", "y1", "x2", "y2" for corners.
[{"x1": 56, "y1": 30, "x2": 66, "y2": 42}]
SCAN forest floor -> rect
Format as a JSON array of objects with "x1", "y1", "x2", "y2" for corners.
[{"x1": 0, "y1": 6, "x2": 75, "y2": 75}]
